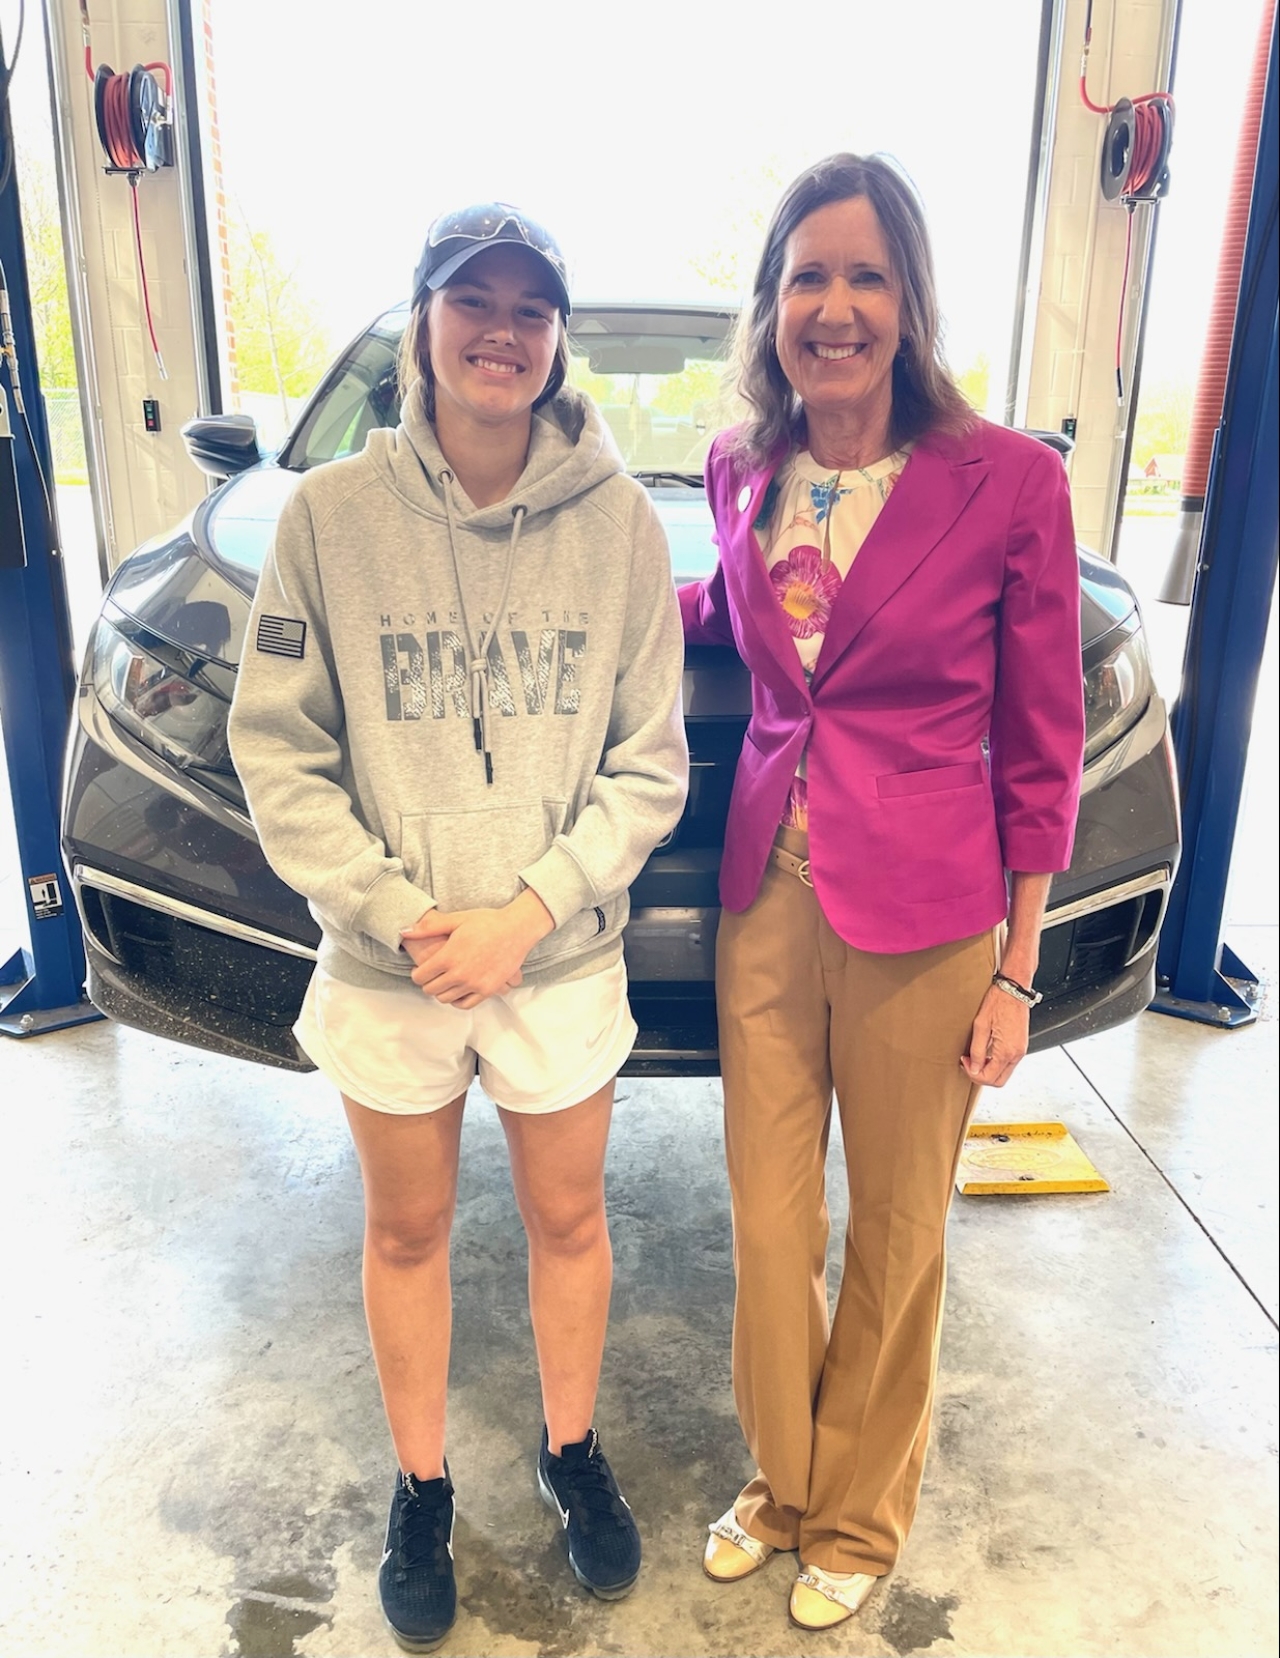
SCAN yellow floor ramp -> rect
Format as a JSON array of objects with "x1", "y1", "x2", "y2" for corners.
[{"x1": 956, "y1": 1121, "x2": 1110, "y2": 1195}]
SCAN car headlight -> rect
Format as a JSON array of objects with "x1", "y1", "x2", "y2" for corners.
[
  {"x1": 1083, "y1": 622, "x2": 1153, "y2": 763},
  {"x1": 91, "y1": 619, "x2": 241, "y2": 803}
]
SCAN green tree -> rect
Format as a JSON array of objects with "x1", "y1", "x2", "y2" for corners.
[
  {"x1": 956, "y1": 352, "x2": 990, "y2": 414},
  {"x1": 16, "y1": 144, "x2": 77, "y2": 389},
  {"x1": 15, "y1": 144, "x2": 88, "y2": 482},
  {"x1": 1131, "y1": 378, "x2": 1193, "y2": 468},
  {"x1": 651, "y1": 359, "x2": 727, "y2": 419},
  {"x1": 227, "y1": 212, "x2": 332, "y2": 417},
  {"x1": 686, "y1": 161, "x2": 785, "y2": 299},
  {"x1": 566, "y1": 362, "x2": 618, "y2": 404}
]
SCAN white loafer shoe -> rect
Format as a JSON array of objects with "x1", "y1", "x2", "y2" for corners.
[
  {"x1": 703, "y1": 1508, "x2": 775, "y2": 1582},
  {"x1": 789, "y1": 1563, "x2": 878, "y2": 1629}
]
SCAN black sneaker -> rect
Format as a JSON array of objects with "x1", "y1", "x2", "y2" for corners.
[
  {"x1": 378, "y1": 1468, "x2": 457, "y2": 1652},
  {"x1": 537, "y1": 1426, "x2": 641, "y2": 1600}
]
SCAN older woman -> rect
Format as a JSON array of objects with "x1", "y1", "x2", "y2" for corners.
[{"x1": 681, "y1": 154, "x2": 1084, "y2": 1631}]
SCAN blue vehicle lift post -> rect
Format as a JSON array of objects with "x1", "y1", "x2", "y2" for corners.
[
  {"x1": 0, "y1": 78, "x2": 102, "y2": 1038},
  {"x1": 1152, "y1": 10, "x2": 1279, "y2": 1028}
]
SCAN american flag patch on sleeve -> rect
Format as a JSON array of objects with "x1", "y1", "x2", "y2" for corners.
[{"x1": 256, "y1": 615, "x2": 307, "y2": 659}]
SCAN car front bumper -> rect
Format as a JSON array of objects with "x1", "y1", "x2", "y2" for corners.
[{"x1": 64, "y1": 682, "x2": 1179, "y2": 1077}]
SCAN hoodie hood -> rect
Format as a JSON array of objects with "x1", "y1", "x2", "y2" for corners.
[{"x1": 364, "y1": 380, "x2": 627, "y2": 527}]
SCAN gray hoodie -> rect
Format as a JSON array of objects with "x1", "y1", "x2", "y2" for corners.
[{"x1": 228, "y1": 384, "x2": 688, "y2": 989}]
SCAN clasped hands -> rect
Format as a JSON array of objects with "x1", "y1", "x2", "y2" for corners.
[{"x1": 400, "y1": 888, "x2": 556, "y2": 1011}]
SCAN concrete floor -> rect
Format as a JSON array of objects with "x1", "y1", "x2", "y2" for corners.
[
  {"x1": 2, "y1": 517, "x2": 1277, "y2": 1654},
  {"x1": 0, "y1": 927, "x2": 1276, "y2": 1658}
]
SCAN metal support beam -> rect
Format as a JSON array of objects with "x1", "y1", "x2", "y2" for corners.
[
  {"x1": 0, "y1": 52, "x2": 102, "y2": 1038},
  {"x1": 1152, "y1": 9, "x2": 1279, "y2": 1029}
]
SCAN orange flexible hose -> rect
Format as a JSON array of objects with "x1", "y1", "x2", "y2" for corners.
[{"x1": 1181, "y1": 0, "x2": 1277, "y2": 504}]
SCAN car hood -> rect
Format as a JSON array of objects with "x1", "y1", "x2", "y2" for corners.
[{"x1": 103, "y1": 464, "x2": 1134, "y2": 668}]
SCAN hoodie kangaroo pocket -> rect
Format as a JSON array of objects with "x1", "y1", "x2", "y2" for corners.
[{"x1": 397, "y1": 803, "x2": 563, "y2": 914}]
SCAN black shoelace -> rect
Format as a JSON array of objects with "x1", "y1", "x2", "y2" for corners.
[
  {"x1": 555, "y1": 1452, "x2": 624, "y2": 1530},
  {"x1": 397, "y1": 1483, "x2": 452, "y2": 1569}
]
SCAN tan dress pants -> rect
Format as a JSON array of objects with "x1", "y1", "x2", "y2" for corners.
[{"x1": 716, "y1": 831, "x2": 995, "y2": 1576}]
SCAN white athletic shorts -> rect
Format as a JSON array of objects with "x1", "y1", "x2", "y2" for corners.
[{"x1": 294, "y1": 955, "x2": 637, "y2": 1117}]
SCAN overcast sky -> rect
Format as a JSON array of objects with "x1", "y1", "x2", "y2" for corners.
[
  {"x1": 3, "y1": 0, "x2": 1269, "y2": 403},
  {"x1": 201, "y1": 0, "x2": 1046, "y2": 394},
  {"x1": 201, "y1": 0, "x2": 1267, "y2": 402}
]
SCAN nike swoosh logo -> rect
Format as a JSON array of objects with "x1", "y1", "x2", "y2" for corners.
[
  {"x1": 542, "y1": 1473, "x2": 569, "y2": 1526},
  {"x1": 380, "y1": 1548, "x2": 393, "y2": 1567}
]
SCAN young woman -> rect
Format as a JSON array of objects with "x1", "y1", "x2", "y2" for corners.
[{"x1": 229, "y1": 204, "x2": 688, "y2": 1651}]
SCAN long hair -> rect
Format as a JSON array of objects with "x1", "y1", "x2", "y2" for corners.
[
  {"x1": 396, "y1": 293, "x2": 570, "y2": 421},
  {"x1": 729, "y1": 153, "x2": 974, "y2": 467}
]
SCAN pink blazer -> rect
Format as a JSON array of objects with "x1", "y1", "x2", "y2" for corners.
[{"x1": 680, "y1": 420, "x2": 1085, "y2": 954}]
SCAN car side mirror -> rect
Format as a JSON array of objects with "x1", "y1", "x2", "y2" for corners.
[
  {"x1": 1022, "y1": 427, "x2": 1076, "y2": 457},
  {"x1": 181, "y1": 413, "x2": 262, "y2": 479}
]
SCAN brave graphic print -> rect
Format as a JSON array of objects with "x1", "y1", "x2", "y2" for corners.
[{"x1": 379, "y1": 614, "x2": 587, "y2": 722}]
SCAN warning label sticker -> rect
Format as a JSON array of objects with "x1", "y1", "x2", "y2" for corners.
[{"x1": 28, "y1": 874, "x2": 64, "y2": 920}]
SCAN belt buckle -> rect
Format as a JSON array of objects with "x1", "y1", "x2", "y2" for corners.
[{"x1": 796, "y1": 857, "x2": 813, "y2": 887}]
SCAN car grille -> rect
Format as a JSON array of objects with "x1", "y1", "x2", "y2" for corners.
[
  {"x1": 80, "y1": 886, "x2": 314, "y2": 1028},
  {"x1": 1036, "y1": 887, "x2": 1165, "y2": 1002},
  {"x1": 626, "y1": 988, "x2": 720, "y2": 1077}
]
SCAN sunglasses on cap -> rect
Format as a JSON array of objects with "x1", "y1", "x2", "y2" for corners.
[{"x1": 413, "y1": 204, "x2": 571, "y2": 315}]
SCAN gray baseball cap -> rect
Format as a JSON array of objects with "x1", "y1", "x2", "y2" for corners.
[{"x1": 412, "y1": 203, "x2": 571, "y2": 316}]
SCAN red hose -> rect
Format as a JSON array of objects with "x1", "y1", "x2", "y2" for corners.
[
  {"x1": 102, "y1": 71, "x2": 138, "y2": 169},
  {"x1": 129, "y1": 178, "x2": 164, "y2": 376}
]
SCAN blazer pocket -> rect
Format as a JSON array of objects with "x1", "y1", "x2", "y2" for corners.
[
  {"x1": 876, "y1": 760, "x2": 986, "y2": 799},
  {"x1": 874, "y1": 763, "x2": 998, "y2": 903}
]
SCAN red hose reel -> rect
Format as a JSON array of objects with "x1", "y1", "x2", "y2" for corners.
[
  {"x1": 80, "y1": 0, "x2": 173, "y2": 176},
  {"x1": 92, "y1": 59, "x2": 172, "y2": 175},
  {"x1": 81, "y1": 6, "x2": 174, "y2": 377},
  {"x1": 1079, "y1": 3, "x2": 1176, "y2": 403}
]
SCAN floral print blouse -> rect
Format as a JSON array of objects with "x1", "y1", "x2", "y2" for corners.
[{"x1": 763, "y1": 446, "x2": 910, "y2": 831}]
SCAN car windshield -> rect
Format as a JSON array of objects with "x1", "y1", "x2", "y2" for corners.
[
  {"x1": 566, "y1": 307, "x2": 737, "y2": 477},
  {"x1": 281, "y1": 310, "x2": 406, "y2": 473},
  {"x1": 280, "y1": 304, "x2": 738, "y2": 482}
]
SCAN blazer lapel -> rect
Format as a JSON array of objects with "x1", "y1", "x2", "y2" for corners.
[
  {"x1": 810, "y1": 436, "x2": 990, "y2": 691},
  {"x1": 720, "y1": 454, "x2": 811, "y2": 703}
]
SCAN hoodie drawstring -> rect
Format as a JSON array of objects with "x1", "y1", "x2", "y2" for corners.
[{"x1": 439, "y1": 470, "x2": 525, "y2": 786}]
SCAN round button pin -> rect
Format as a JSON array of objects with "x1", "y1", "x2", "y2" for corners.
[{"x1": 737, "y1": 486, "x2": 753, "y2": 513}]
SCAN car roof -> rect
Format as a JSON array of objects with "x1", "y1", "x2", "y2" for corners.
[
  {"x1": 375, "y1": 299, "x2": 737, "y2": 337},
  {"x1": 568, "y1": 301, "x2": 736, "y2": 337}
]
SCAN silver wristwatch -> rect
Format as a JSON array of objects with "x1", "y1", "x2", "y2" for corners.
[{"x1": 992, "y1": 971, "x2": 1043, "y2": 1008}]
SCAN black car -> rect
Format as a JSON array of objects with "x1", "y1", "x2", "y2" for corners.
[{"x1": 61, "y1": 305, "x2": 1180, "y2": 1075}]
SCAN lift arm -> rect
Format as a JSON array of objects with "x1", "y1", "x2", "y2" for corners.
[
  {"x1": 0, "y1": 57, "x2": 101, "y2": 1037},
  {"x1": 1153, "y1": 9, "x2": 1279, "y2": 1027}
]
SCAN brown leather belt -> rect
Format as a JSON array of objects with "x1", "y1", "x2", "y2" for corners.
[{"x1": 769, "y1": 844, "x2": 813, "y2": 886}]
